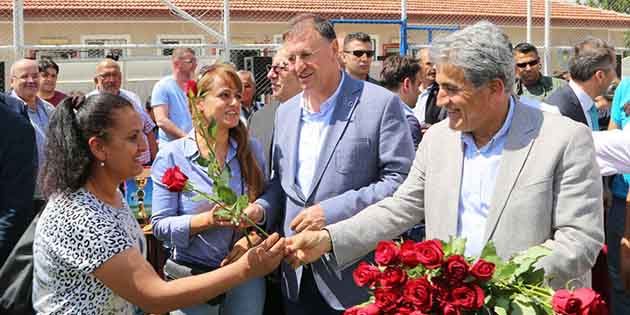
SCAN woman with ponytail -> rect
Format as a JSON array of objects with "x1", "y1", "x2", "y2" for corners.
[
  {"x1": 150, "y1": 63, "x2": 269, "y2": 315},
  {"x1": 33, "y1": 93, "x2": 284, "y2": 315}
]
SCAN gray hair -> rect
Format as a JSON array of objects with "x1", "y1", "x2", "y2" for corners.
[
  {"x1": 237, "y1": 70, "x2": 256, "y2": 87},
  {"x1": 430, "y1": 21, "x2": 515, "y2": 93},
  {"x1": 286, "y1": 14, "x2": 337, "y2": 42},
  {"x1": 569, "y1": 37, "x2": 615, "y2": 82}
]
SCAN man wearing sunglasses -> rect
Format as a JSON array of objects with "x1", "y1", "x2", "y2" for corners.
[
  {"x1": 513, "y1": 42, "x2": 565, "y2": 102},
  {"x1": 341, "y1": 32, "x2": 380, "y2": 85}
]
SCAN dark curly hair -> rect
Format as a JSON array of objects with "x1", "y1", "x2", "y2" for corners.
[{"x1": 41, "y1": 93, "x2": 132, "y2": 198}]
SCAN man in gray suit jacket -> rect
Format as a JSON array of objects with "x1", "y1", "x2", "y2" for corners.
[
  {"x1": 244, "y1": 14, "x2": 415, "y2": 314},
  {"x1": 287, "y1": 21, "x2": 604, "y2": 291}
]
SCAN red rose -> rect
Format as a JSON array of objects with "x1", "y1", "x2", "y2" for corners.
[
  {"x1": 444, "y1": 255, "x2": 469, "y2": 286},
  {"x1": 470, "y1": 259, "x2": 496, "y2": 282},
  {"x1": 375, "y1": 241, "x2": 400, "y2": 266},
  {"x1": 416, "y1": 240, "x2": 444, "y2": 269},
  {"x1": 400, "y1": 240, "x2": 420, "y2": 268},
  {"x1": 451, "y1": 284, "x2": 484, "y2": 310},
  {"x1": 185, "y1": 80, "x2": 198, "y2": 98},
  {"x1": 353, "y1": 262, "x2": 381, "y2": 288},
  {"x1": 552, "y1": 289, "x2": 582, "y2": 315},
  {"x1": 344, "y1": 306, "x2": 360, "y2": 315},
  {"x1": 552, "y1": 288, "x2": 608, "y2": 315},
  {"x1": 162, "y1": 166, "x2": 189, "y2": 192},
  {"x1": 431, "y1": 278, "x2": 451, "y2": 307},
  {"x1": 375, "y1": 288, "x2": 402, "y2": 312},
  {"x1": 379, "y1": 266, "x2": 407, "y2": 288},
  {"x1": 390, "y1": 305, "x2": 414, "y2": 315},
  {"x1": 353, "y1": 304, "x2": 381, "y2": 315},
  {"x1": 402, "y1": 277, "x2": 433, "y2": 312},
  {"x1": 442, "y1": 303, "x2": 461, "y2": 315}
]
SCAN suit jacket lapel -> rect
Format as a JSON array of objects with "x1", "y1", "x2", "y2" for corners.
[
  {"x1": 283, "y1": 97, "x2": 307, "y2": 203},
  {"x1": 444, "y1": 129, "x2": 464, "y2": 238},
  {"x1": 483, "y1": 101, "x2": 539, "y2": 242},
  {"x1": 306, "y1": 77, "x2": 362, "y2": 201}
]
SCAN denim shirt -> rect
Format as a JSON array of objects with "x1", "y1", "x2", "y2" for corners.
[{"x1": 151, "y1": 130, "x2": 267, "y2": 268}]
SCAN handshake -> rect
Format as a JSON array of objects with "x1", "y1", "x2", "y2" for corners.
[{"x1": 231, "y1": 204, "x2": 337, "y2": 279}]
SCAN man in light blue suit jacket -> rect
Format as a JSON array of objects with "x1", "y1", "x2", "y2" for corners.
[{"x1": 246, "y1": 14, "x2": 414, "y2": 314}]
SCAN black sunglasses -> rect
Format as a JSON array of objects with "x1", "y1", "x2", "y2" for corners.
[
  {"x1": 516, "y1": 59, "x2": 540, "y2": 68},
  {"x1": 345, "y1": 50, "x2": 375, "y2": 58}
]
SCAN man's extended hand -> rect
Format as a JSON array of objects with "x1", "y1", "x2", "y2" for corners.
[
  {"x1": 285, "y1": 230, "x2": 333, "y2": 269},
  {"x1": 621, "y1": 237, "x2": 630, "y2": 293},
  {"x1": 289, "y1": 204, "x2": 326, "y2": 233}
]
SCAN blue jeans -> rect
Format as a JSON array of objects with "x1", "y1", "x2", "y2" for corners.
[
  {"x1": 607, "y1": 197, "x2": 630, "y2": 315},
  {"x1": 171, "y1": 277, "x2": 265, "y2": 315}
]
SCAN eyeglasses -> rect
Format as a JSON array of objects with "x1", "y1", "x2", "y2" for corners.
[
  {"x1": 344, "y1": 50, "x2": 375, "y2": 58},
  {"x1": 516, "y1": 59, "x2": 540, "y2": 68},
  {"x1": 266, "y1": 63, "x2": 289, "y2": 74},
  {"x1": 96, "y1": 72, "x2": 121, "y2": 80}
]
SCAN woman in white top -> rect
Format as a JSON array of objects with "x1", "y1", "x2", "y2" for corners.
[{"x1": 33, "y1": 93, "x2": 285, "y2": 314}]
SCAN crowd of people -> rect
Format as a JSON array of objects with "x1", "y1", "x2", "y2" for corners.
[{"x1": 2, "y1": 12, "x2": 630, "y2": 315}]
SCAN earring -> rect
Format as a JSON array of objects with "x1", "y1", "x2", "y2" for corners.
[{"x1": 99, "y1": 161, "x2": 105, "y2": 167}]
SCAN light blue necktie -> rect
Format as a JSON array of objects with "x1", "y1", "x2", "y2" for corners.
[{"x1": 589, "y1": 105, "x2": 600, "y2": 131}]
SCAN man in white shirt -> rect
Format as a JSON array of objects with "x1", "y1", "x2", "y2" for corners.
[
  {"x1": 413, "y1": 47, "x2": 441, "y2": 127},
  {"x1": 87, "y1": 58, "x2": 157, "y2": 164}
]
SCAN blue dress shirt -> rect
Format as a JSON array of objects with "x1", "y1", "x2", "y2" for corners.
[
  {"x1": 295, "y1": 72, "x2": 345, "y2": 197},
  {"x1": 151, "y1": 130, "x2": 267, "y2": 268},
  {"x1": 457, "y1": 97, "x2": 515, "y2": 257}
]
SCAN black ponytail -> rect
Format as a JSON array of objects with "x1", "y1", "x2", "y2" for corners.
[{"x1": 41, "y1": 93, "x2": 132, "y2": 198}]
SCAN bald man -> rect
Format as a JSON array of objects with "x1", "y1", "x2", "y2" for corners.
[
  {"x1": 10, "y1": 59, "x2": 54, "y2": 207},
  {"x1": 86, "y1": 59, "x2": 157, "y2": 163}
]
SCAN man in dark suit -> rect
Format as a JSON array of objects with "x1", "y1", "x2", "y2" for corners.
[
  {"x1": 545, "y1": 37, "x2": 619, "y2": 313},
  {"x1": 545, "y1": 37, "x2": 616, "y2": 130},
  {"x1": 244, "y1": 14, "x2": 414, "y2": 315},
  {"x1": 0, "y1": 93, "x2": 37, "y2": 266}
]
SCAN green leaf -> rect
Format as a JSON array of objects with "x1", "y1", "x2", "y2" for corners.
[
  {"x1": 220, "y1": 166, "x2": 231, "y2": 185},
  {"x1": 494, "y1": 261, "x2": 517, "y2": 282},
  {"x1": 480, "y1": 241, "x2": 497, "y2": 259},
  {"x1": 521, "y1": 268, "x2": 546, "y2": 285},
  {"x1": 216, "y1": 186, "x2": 237, "y2": 205},
  {"x1": 208, "y1": 119, "x2": 218, "y2": 140},
  {"x1": 513, "y1": 245, "x2": 552, "y2": 265},
  {"x1": 407, "y1": 264, "x2": 426, "y2": 279},
  {"x1": 510, "y1": 295, "x2": 538, "y2": 315},
  {"x1": 494, "y1": 305, "x2": 508, "y2": 315},
  {"x1": 451, "y1": 237, "x2": 466, "y2": 255},
  {"x1": 235, "y1": 194, "x2": 249, "y2": 212},
  {"x1": 214, "y1": 209, "x2": 232, "y2": 219}
]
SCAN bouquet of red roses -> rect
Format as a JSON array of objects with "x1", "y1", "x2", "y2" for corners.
[{"x1": 345, "y1": 237, "x2": 607, "y2": 315}]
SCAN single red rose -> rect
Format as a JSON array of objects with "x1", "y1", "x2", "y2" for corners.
[
  {"x1": 470, "y1": 259, "x2": 496, "y2": 282},
  {"x1": 353, "y1": 261, "x2": 381, "y2": 288},
  {"x1": 416, "y1": 240, "x2": 444, "y2": 269},
  {"x1": 402, "y1": 277, "x2": 433, "y2": 312},
  {"x1": 379, "y1": 266, "x2": 407, "y2": 288},
  {"x1": 400, "y1": 240, "x2": 421, "y2": 268},
  {"x1": 443, "y1": 255, "x2": 469, "y2": 286},
  {"x1": 355, "y1": 304, "x2": 381, "y2": 315},
  {"x1": 162, "y1": 166, "x2": 189, "y2": 192},
  {"x1": 375, "y1": 241, "x2": 400, "y2": 266},
  {"x1": 442, "y1": 303, "x2": 461, "y2": 315},
  {"x1": 451, "y1": 284, "x2": 484, "y2": 310},
  {"x1": 573, "y1": 288, "x2": 608, "y2": 315},
  {"x1": 552, "y1": 289, "x2": 582, "y2": 315},
  {"x1": 375, "y1": 288, "x2": 402, "y2": 312},
  {"x1": 185, "y1": 80, "x2": 198, "y2": 98}
]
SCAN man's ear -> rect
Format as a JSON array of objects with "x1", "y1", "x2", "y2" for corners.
[{"x1": 487, "y1": 78, "x2": 505, "y2": 95}]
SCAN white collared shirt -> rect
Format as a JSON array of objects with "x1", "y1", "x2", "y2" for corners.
[
  {"x1": 568, "y1": 80, "x2": 596, "y2": 129},
  {"x1": 413, "y1": 83, "x2": 434, "y2": 123},
  {"x1": 593, "y1": 125, "x2": 630, "y2": 176}
]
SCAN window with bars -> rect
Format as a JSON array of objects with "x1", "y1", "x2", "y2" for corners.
[
  {"x1": 159, "y1": 37, "x2": 203, "y2": 57},
  {"x1": 81, "y1": 37, "x2": 128, "y2": 59}
]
